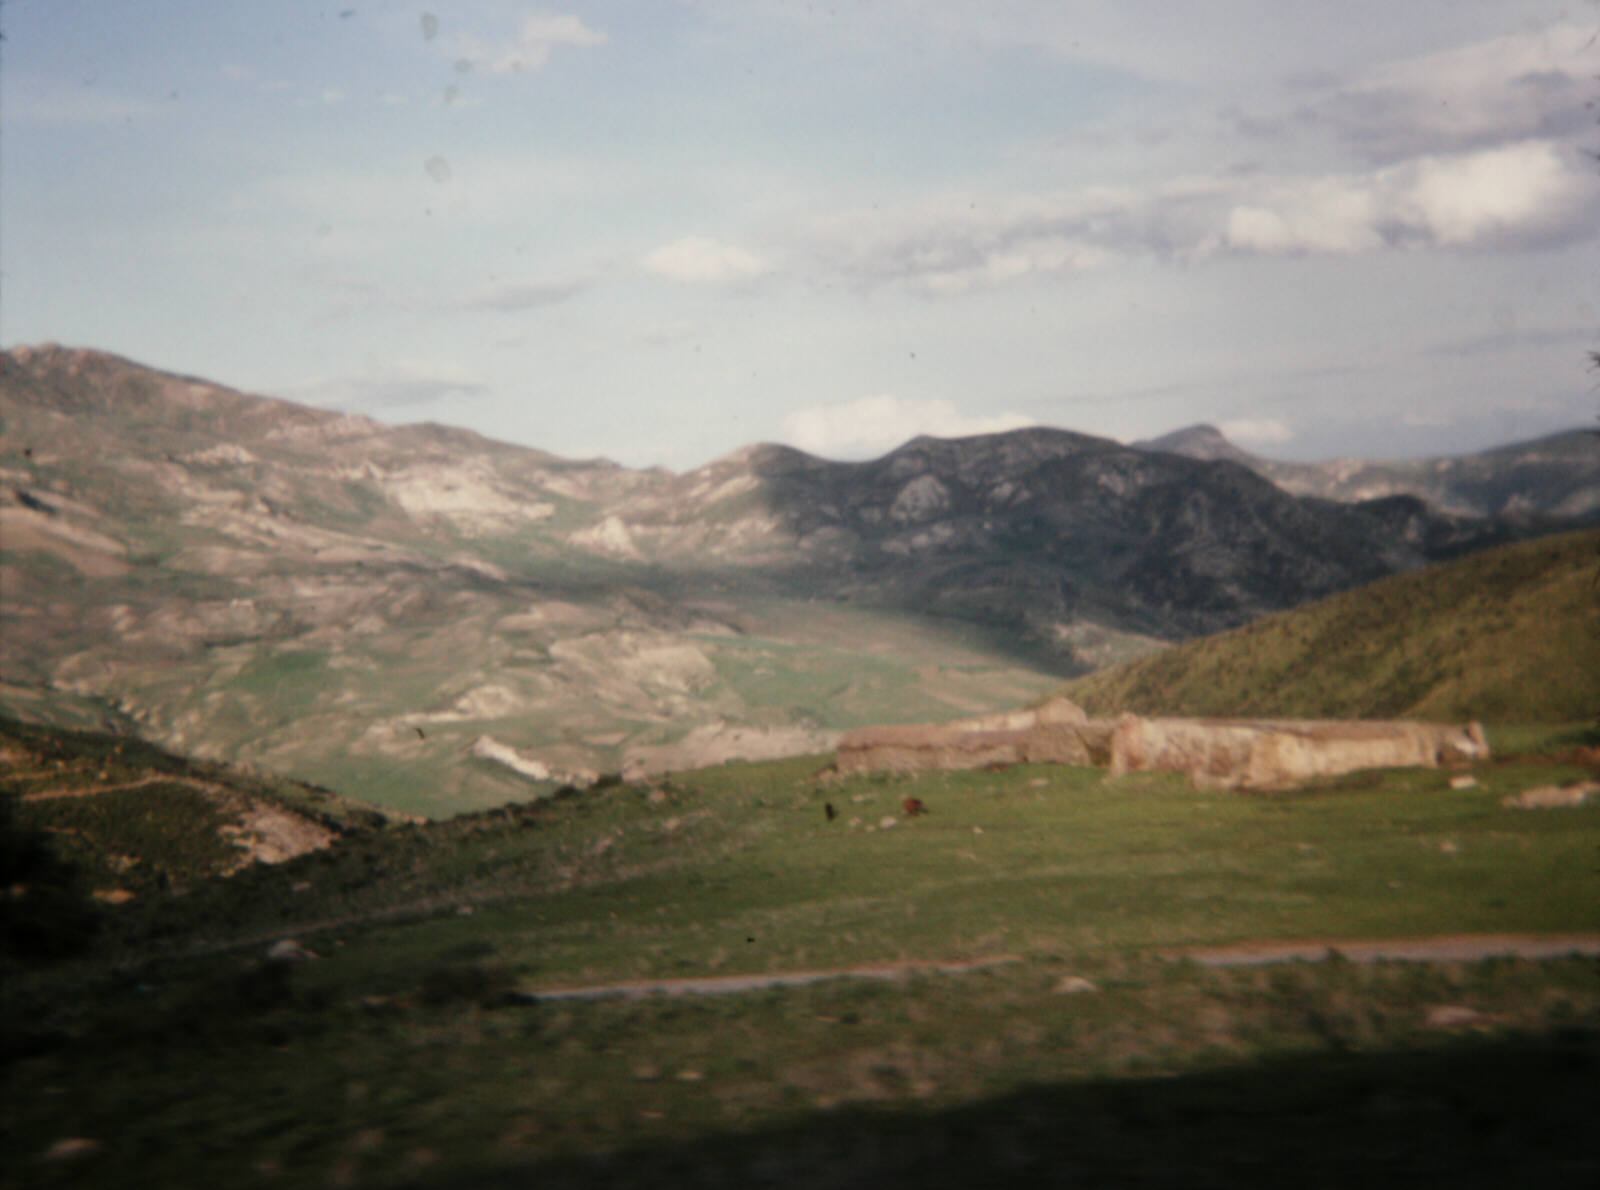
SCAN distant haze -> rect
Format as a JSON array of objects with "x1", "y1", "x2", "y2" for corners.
[{"x1": 3, "y1": 2, "x2": 1598, "y2": 470}]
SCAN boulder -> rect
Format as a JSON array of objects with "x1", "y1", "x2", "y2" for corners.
[{"x1": 1501, "y1": 781, "x2": 1599, "y2": 809}]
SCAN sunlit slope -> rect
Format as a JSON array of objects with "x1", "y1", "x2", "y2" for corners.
[{"x1": 1061, "y1": 529, "x2": 1600, "y2": 722}]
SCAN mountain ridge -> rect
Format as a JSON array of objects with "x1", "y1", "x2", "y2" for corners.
[
  {"x1": 4, "y1": 344, "x2": 1595, "y2": 812},
  {"x1": 1137, "y1": 420, "x2": 1600, "y2": 520}
]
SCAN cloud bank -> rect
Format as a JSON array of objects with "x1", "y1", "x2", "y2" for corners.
[{"x1": 781, "y1": 394, "x2": 1035, "y2": 458}]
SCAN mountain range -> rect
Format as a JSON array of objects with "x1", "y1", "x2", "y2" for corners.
[
  {"x1": 2, "y1": 344, "x2": 1595, "y2": 814},
  {"x1": 1137, "y1": 423, "x2": 1599, "y2": 520}
]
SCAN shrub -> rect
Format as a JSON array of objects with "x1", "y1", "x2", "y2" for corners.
[{"x1": 0, "y1": 796, "x2": 103, "y2": 959}]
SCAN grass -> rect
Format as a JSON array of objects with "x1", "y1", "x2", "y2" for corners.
[
  {"x1": 3, "y1": 724, "x2": 1598, "y2": 1187},
  {"x1": 1061, "y1": 528, "x2": 1600, "y2": 723},
  {"x1": 8, "y1": 954, "x2": 1599, "y2": 1188}
]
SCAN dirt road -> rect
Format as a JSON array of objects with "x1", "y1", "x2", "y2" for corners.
[
  {"x1": 514, "y1": 934, "x2": 1600, "y2": 1002},
  {"x1": 1160, "y1": 933, "x2": 1600, "y2": 967}
]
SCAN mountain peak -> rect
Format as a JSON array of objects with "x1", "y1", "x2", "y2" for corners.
[{"x1": 1134, "y1": 424, "x2": 1255, "y2": 463}]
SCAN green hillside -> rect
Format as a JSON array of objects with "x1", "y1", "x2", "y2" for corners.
[{"x1": 1061, "y1": 529, "x2": 1600, "y2": 723}]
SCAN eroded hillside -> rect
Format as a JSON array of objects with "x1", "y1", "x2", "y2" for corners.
[{"x1": 1, "y1": 345, "x2": 1587, "y2": 814}]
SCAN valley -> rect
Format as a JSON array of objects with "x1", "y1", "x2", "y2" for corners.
[
  {"x1": 3, "y1": 346, "x2": 1597, "y2": 1186},
  {"x1": 4, "y1": 344, "x2": 1593, "y2": 816}
]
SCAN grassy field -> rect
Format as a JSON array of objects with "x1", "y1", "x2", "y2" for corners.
[
  {"x1": 4, "y1": 722, "x2": 1598, "y2": 1187},
  {"x1": 1062, "y1": 528, "x2": 1600, "y2": 723}
]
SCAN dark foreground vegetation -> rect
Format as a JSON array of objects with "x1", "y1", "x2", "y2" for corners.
[{"x1": 4, "y1": 721, "x2": 1598, "y2": 1188}]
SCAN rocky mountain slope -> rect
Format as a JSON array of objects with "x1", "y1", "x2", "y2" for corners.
[
  {"x1": 2, "y1": 345, "x2": 1590, "y2": 813},
  {"x1": 613, "y1": 429, "x2": 1538, "y2": 642},
  {"x1": 0, "y1": 347, "x2": 1060, "y2": 813}
]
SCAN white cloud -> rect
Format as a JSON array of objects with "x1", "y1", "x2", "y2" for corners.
[
  {"x1": 1223, "y1": 140, "x2": 1596, "y2": 256},
  {"x1": 781, "y1": 394, "x2": 1035, "y2": 458},
  {"x1": 457, "y1": 13, "x2": 607, "y2": 75},
  {"x1": 1219, "y1": 417, "x2": 1294, "y2": 446},
  {"x1": 1223, "y1": 178, "x2": 1384, "y2": 255},
  {"x1": 801, "y1": 135, "x2": 1595, "y2": 295},
  {"x1": 1397, "y1": 141, "x2": 1593, "y2": 247},
  {"x1": 643, "y1": 236, "x2": 771, "y2": 285},
  {"x1": 797, "y1": 189, "x2": 1144, "y2": 295}
]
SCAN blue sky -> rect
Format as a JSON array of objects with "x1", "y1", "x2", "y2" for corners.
[{"x1": 4, "y1": 1, "x2": 1598, "y2": 469}]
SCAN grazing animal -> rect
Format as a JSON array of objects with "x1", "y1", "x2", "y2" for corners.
[
  {"x1": 902, "y1": 796, "x2": 926, "y2": 817},
  {"x1": 413, "y1": 726, "x2": 426, "y2": 740},
  {"x1": 825, "y1": 802, "x2": 837, "y2": 821}
]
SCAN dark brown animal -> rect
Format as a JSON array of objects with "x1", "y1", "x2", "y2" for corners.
[
  {"x1": 824, "y1": 802, "x2": 836, "y2": 821},
  {"x1": 902, "y1": 797, "x2": 926, "y2": 817}
]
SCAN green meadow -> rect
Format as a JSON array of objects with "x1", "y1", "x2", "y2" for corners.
[{"x1": 5, "y1": 721, "x2": 1598, "y2": 1188}]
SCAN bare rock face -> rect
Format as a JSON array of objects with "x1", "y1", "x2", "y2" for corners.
[
  {"x1": 1502, "y1": 781, "x2": 1599, "y2": 809},
  {"x1": 836, "y1": 699, "x2": 1487, "y2": 791},
  {"x1": 1107, "y1": 715, "x2": 1488, "y2": 790},
  {"x1": 835, "y1": 697, "x2": 1098, "y2": 773}
]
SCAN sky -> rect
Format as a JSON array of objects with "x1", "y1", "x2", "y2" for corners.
[{"x1": 3, "y1": 1, "x2": 1598, "y2": 471}]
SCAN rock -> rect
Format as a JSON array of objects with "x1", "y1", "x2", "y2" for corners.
[
  {"x1": 266, "y1": 938, "x2": 318, "y2": 963},
  {"x1": 834, "y1": 697, "x2": 1096, "y2": 774},
  {"x1": 835, "y1": 700, "x2": 1488, "y2": 790},
  {"x1": 1108, "y1": 715, "x2": 1489, "y2": 791},
  {"x1": 1502, "y1": 781, "x2": 1600, "y2": 809},
  {"x1": 1053, "y1": 976, "x2": 1099, "y2": 995},
  {"x1": 40, "y1": 1138, "x2": 100, "y2": 1162},
  {"x1": 1449, "y1": 775, "x2": 1478, "y2": 789},
  {"x1": 470, "y1": 735, "x2": 551, "y2": 781},
  {"x1": 878, "y1": 816, "x2": 898, "y2": 830},
  {"x1": 222, "y1": 801, "x2": 336, "y2": 865},
  {"x1": 1424, "y1": 1005, "x2": 1484, "y2": 1029},
  {"x1": 1034, "y1": 696, "x2": 1089, "y2": 726}
]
